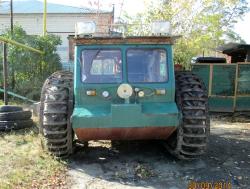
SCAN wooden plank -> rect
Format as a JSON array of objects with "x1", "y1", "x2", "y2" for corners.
[
  {"x1": 208, "y1": 64, "x2": 213, "y2": 96},
  {"x1": 233, "y1": 64, "x2": 239, "y2": 111}
]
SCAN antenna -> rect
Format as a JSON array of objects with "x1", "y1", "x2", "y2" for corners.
[{"x1": 118, "y1": 0, "x2": 124, "y2": 20}]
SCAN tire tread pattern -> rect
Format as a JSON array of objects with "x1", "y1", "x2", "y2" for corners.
[
  {"x1": 166, "y1": 71, "x2": 210, "y2": 160},
  {"x1": 40, "y1": 71, "x2": 73, "y2": 157}
]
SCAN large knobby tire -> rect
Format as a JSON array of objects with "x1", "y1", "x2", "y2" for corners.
[
  {"x1": 0, "y1": 111, "x2": 32, "y2": 121},
  {"x1": 40, "y1": 71, "x2": 74, "y2": 157},
  {"x1": 166, "y1": 71, "x2": 210, "y2": 160},
  {"x1": 0, "y1": 120, "x2": 33, "y2": 131},
  {"x1": 0, "y1": 105, "x2": 23, "y2": 113}
]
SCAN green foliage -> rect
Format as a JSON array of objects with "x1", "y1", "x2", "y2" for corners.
[
  {"x1": 0, "y1": 26, "x2": 62, "y2": 100},
  {"x1": 122, "y1": 0, "x2": 249, "y2": 69}
]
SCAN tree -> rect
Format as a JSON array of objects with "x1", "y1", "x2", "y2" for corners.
[
  {"x1": 122, "y1": 0, "x2": 249, "y2": 68},
  {"x1": 0, "y1": 26, "x2": 62, "y2": 100}
]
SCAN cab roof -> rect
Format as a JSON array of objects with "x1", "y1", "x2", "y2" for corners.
[{"x1": 72, "y1": 36, "x2": 180, "y2": 45}]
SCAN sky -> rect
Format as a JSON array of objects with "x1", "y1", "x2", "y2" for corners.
[{"x1": 38, "y1": 0, "x2": 250, "y2": 43}]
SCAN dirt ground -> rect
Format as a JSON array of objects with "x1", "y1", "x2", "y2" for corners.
[{"x1": 67, "y1": 116, "x2": 250, "y2": 189}]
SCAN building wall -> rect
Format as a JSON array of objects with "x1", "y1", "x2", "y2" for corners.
[{"x1": 0, "y1": 13, "x2": 113, "y2": 63}]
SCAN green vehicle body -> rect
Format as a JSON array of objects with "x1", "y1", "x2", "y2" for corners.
[
  {"x1": 72, "y1": 43, "x2": 180, "y2": 134},
  {"x1": 40, "y1": 36, "x2": 209, "y2": 159}
]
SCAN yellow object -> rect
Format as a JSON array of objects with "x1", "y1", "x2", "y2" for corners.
[
  {"x1": 43, "y1": 0, "x2": 47, "y2": 36},
  {"x1": 138, "y1": 91, "x2": 145, "y2": 98},
  {"x1": 155, "y1": 89, "x2": 166, "y2": 95},
  {"x1": 0, "y1": 36, "x2": 44, "y2": 54},
  {"x1": 86, "y1": 90, "x2": 96, "y2": 96}
]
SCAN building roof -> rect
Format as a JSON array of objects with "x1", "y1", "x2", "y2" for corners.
[
  {"x1": 0, "y1": 0, "x2": 111, "y2": 14},
  {"x1": 217, "y1": 43, "x2": 250, "y2": 56}
]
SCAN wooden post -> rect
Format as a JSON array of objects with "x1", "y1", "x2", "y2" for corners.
[
  {"x1": 208, "y1": 64, "x2": 213, "y2": 96},
  {"x1": 233, "y1": 63, "x2": 239, "y2": 111},
  {"x1": 2, "y1": 43, "x2": 8, "y2": 105}
]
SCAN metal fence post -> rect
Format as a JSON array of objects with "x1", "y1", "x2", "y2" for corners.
[{"x1": 3, "y1": 42, "x2": 8, "y2": 105}]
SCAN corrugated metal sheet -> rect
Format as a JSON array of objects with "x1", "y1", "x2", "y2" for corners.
[
  {"x1": 0, "y1": 0, "x2": 111, "y2": 14},
  {"x1": 192, "y1": 63, "x2": 250, "y2": 112}
]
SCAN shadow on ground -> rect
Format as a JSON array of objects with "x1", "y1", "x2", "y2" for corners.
[{"x1": 67, "y1": 123, "x2": 250, "y2": 189}]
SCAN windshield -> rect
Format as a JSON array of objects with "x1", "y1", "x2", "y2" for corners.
[
  {"x1": 127, "y1": 49, "x2": 167, "y2": 83},
  {"x1": 81, "y1": 49, "x2": 122, "y2": 83}
]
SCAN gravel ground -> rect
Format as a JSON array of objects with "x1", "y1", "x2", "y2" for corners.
[{"x1": 67, "y1": 117, "x2": 250, "y2": 189}]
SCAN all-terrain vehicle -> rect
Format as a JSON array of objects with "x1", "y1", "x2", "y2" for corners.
[{"x1": 40, "y1": 24, "x2": 209, "y2": 160}]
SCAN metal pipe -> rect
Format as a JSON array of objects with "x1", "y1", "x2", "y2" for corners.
[
  {"x1": 0, "y1": 36, "x2": 44, "y2": 54},
  {"x1": 2, "y1": 43, "x2": 8, "y2": 105},
  {"x1": 0, "y1": 88, "x2": 37, "y2": 103},
  {"x1": 43, "y1": 0, "x2": 47, "y2": 36},
  {"x1": 10, "y1": 0, "x2": 13, "y2": 35}
]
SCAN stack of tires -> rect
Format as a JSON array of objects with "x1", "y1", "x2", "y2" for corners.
[{"x1": 0, "y1": 105, "x2": 33, "y2": 132}]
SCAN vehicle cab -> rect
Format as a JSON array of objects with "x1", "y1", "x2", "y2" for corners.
[{"x1": 71, "y1": 36, "x2": 181, "y2": 140}]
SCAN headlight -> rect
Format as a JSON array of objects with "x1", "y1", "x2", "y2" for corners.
[
  {"x1": 138, "y1": 91, "x2": 145, "y2": 98},
  {"x1": 151, "y1": 21, "x2": 171, "y2": 35},
  {"x1": 102, "y1": 91, "x2": 110, "y2": 98},
  {"x1": 75, "y1": 21, "x2": 96, "y2": 35}
]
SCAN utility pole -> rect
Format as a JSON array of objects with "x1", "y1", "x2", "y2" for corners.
[
  {"x1": 43, "y1": 0, "x2": 47, "y2": 36},
  {"x1": 10, "y1": 0, "x2": 13, "y2": 35},
  {"x1": 3, "y1": 43, "x2": 8, "y2": 105}
]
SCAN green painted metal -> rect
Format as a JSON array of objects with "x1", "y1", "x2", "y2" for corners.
[
  {"x1": 192, "y1": 63, "x2": 250, "y2": 112},
  {"x1": 212, "y1": 65, "x2": 235, "y2": 96},
  {"x1": 72, "y1": 103, "x2": 179, "y2": 128},
  {"x1": 72, "y1": 44, "x2": 180, "y2": 129},
  {"x1": 0, "y1": 88, "x2": 37, "y2": 103}
]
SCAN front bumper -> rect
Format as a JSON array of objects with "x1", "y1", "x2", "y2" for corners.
[{"x1": 72, "y1": 103, "x2": 180, "y2": 140}]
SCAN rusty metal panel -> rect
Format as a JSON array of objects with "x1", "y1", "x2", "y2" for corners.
[
  {"x1": 75, "y1": 127, "x2": 176, "y2": 141},
  {"x1": 73, "y1": 36, "x2": 179, "y2": 45}
]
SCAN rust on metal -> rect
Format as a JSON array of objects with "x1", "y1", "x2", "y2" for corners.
[
  {"x1": 73, "y1": 36, "x2": 180, "y2": 45},
  {"x1": 75, "y1": 127, "x2": 176, "y2": 141}
]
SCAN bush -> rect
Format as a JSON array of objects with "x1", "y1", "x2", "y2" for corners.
[{"x1": 0, "y1": 26, "x2": 62, "y2": 100}]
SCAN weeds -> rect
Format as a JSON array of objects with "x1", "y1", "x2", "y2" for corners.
[{"x1": 0, "y1": 127, "x2": 68, "y2": 189}]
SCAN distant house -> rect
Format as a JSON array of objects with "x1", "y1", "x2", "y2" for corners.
[{"x1": 0, "y1": 0, "x2": 114, "y2": 66}]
